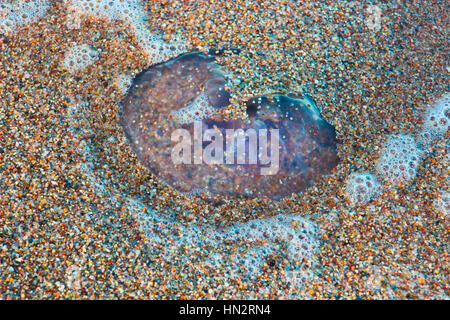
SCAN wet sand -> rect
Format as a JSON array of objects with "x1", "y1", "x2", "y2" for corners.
[{"x1": 0, "y1": 0, "x2": 448, "y2": 299}]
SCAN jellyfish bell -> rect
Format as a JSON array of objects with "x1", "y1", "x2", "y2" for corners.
[{"x1": 120, "y1": 52, "x2": 339, "y2": 200}]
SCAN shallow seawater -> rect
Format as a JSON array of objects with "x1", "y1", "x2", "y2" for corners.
[
  {"x1": 120, "y1": 51, "x2": 339, "y2": 200},
  {"x1": 1, "y1": 0, "x2": 448, "y2": 300}
]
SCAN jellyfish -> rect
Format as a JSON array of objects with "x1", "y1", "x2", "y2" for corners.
[{"x1": 120, "y1": 52, "x2": 339, "y2": 200}]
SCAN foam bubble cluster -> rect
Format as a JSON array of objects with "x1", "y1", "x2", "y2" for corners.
[
  {"x1": 419, "y1": 93, "x2": 450, "y2": 147},
  {"x1": 345, "y1": 172, "x2": 380, "y2": 205},
  {"x1": 344, "y1": 94, "x2": 447, "y2": 205},
  {"x1": 136, "y1": 210, "x2": 320, "y2": 280},
  {"x1": 65, "y1": 264, "x2": 82, "y2": 291},
  {"x1": 222, "y1": 214, "x2": 319, "y2": 262},
  {"x1": 170, "y1": 92, "x2": 216, "y2": 124},
  {"x1": 63, "y1": 43, "x2": 99, "y2": 73},
  {"x1": 64, "y1": 0, "x2": 187, "y2": 64},
  {"x1": 0, "y1": 0, "x2": 50, "y2": 34},
  {"x1": 65, "y1": 0, "x2": 145, "y2": 23},
  {"x1": 211, "y1": 214, "x2": 320, "y2": 280},
  {"x1": 434, "y1": 191, "x2": 449, "y2": 216},
  {"x1": 376, "y1": 134, "x2": 423, "y2": 186},
  {"x1": 114, "y1": 73, "x2": 133, "y2": 95},
  {"x1": 365, "y1": 5, "x2": 382, "y2": 32}
]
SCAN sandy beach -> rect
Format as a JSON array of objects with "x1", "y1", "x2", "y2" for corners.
[{"x1": 0, "y1": 0, "x2": 448, "y2": 299}]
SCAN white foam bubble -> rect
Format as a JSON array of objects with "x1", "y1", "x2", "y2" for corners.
[
  {"x1": 115, "y1": 73, "x2": 133, "y2": 95},
  {"x1": 222, "y1": 214, "x2": 320, "y2": 264},
  {"x1": 64, "y1": 0, "x2": 187, "y2": 64},
  {"x1": 63, "y1": 43, "x2": 99, "y2": 73},
  {"x1": 434, "y1": 191, "x2": 449, "y2": 216},
  {"x1": 65, "y1": 264, "x2": 82, "y2": 291},
  {"x1": 419, "y1": 93, "x2": 450, "y2": 148},
  {"x1": 376, "y1": 134, "x2": 423, "y2": 186},
  {"x1": 345, "y1": 172, "x2": 380, "y2": 205},
  {"x1": 0, "y1": 0, "x2": 50, "y2": 34},
  {"x1": 365, "y1": 5, "x2": 382, "y2": 32}
]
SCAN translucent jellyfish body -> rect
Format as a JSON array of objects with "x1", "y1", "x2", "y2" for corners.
[{"x1": 120, "y1": 52, "x2": 339, "y2": 200}]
